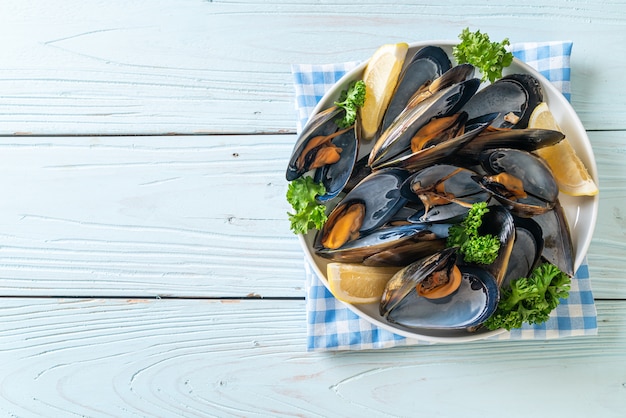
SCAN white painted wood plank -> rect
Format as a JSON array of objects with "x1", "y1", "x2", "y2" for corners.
[
  {"x1": 0, "y1": 135, "x2": 303, "y2": 297},
  {"x1": 0, "y1": 0, "x2": 624, "y2": 134},
  {"x1": 586, "y1": 130, "x2": 626, "y2": 298},
  {"x1": 0, "y1": 298, "x2": 623, "y2": 417},
  {"x1": 0, "y1": 133, "x2": 622, "y2": 298}
]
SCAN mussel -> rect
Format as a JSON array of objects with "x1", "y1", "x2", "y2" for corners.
[
  {"x1": 456, "y1": 128, "x2": 565, "y2": 161},
  {"x1": 475, "y1": 205, "x2": 516, "y2": 287},
  {"x1": 404, "y1": 63, "x2": 476, "y2": 110},
  {"x1": 379, "y1": 248, "x2": 499, "y2": 329},
  {"x1": 314, "y1": 126, "x2": 359, "y2": 202},
  {"x1": 461, "y1": 73, "x2": 543, "y2": 129},
  {"x1": 316, "y1": 222, "x2": 449, "y2": 266},
  {"x1": 401, "y1": 164, "x2": 491, "y2": 220},
  {"x1": 315, "y1": 168, "x2": 409, "y2": 251},
  {"x1": 477, "y1": 148, "x2": 559, "y2": 217},
  {"x1": 373, "y1": 111, "x2": 496, "y2": 172},
  {"x1": 381, "y1": 46, "x2": 451, "y2": 134},
  {"x1": 533, "y1": 200, "x2": 575, "y2": 277},
  {"x1": 501, "y1": 215, "x2": 544, "y2": 288},
  {"x1": 369, "y1": 78, "x2": 480, "y2": 169},
  {"x1": 286, "y1": 106, "x2": 359, "y2": 201}
]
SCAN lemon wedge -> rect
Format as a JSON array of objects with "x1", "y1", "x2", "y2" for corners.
[
  {"x1": 529, "y1": 102, "x2": 599, "y2": 196},
  {"x1": 359, "y1": 42, "x2": 409, "y2": 141},
  {"x1": 327, "y1": 262, "x2": 401, "y2": 304}
]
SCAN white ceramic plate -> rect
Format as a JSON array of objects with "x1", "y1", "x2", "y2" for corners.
[{"x1": 299, "y1": 41, "x2": 599, "y2": 342}]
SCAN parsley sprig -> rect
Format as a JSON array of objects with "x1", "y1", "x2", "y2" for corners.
[
  {"x1": 447, "y1": 202, "x2": 501, "y2": 265},
  {"x1": 483, "y1": 263, "x2": 571, "y2": 330},
  {"x1": 286, "y1": 176, "x2": 328, "y2": 234},
  {"x1": 334, "y1": 80, "x2": 366, "y2": 128},
  {"x1": 453, "y1": 27, "x2": 514, "y2": 83}
]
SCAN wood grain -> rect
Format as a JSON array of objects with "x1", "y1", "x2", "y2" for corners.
[
  {"x1": 0, "y1": 2, "x2": 623, "y2": 415},
  {"x1": 585, "y1": 131, "x2": 626, "y2": 297},
  {"x1": 0, "y1": 298, "x2": 624, "y2": 417},
  {"x1": 0, "y1": 0, "x2": 624, "y2": 135},
  {"x1": 0, "y1": 135, "x2": 302, "y2": 297},
  {"x1": 0, "y1": 133, "x2": 621, "y2": 299}
]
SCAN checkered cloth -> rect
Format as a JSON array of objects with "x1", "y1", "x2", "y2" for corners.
[{"x1": 292, "y1": 41, "x2": 598, "y2": 351}]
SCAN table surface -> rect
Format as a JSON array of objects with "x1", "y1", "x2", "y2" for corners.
[{"x1": 1, "y1": 1, "x2": 625, "y2": 417}]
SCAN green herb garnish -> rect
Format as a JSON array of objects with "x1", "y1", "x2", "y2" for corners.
[
  {"x1": 447, "y1": 202, "x2": 501, "y2": 265},
  {"x1": 334, "y1": 80, "x2": 366, "y2": 128},
  {"x1": 453, "y1": 27, "x2": 514, "y2": 83},
  {"x1": 286, "y1": 176, "x2": 328, "y2": 234},
  {"x1": 484, "y1": 263, "x2": 571, "y2": 330}
]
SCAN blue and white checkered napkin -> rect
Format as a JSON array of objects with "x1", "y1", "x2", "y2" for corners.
[{"x1": 292, "y1": 41, "x2": 598, "y2": 351}]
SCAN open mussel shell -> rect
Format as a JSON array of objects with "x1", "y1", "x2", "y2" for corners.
[
  {"x1": 478, "y1": 148, "x2": 559, "y2": 217},
  {"x1": 380, "y1": 249, "x2": 499, "y2": 329},
  {"x1": 380, "y1": 248, "x2": 457, "y2": 314},
  {"x1": 404, "y1": 63, "x2": 476, "y2": 109},
  {"x1": 362, "y1": 237, "x2": 447, "y2": 267},
  {"x1": 286, "y1": 106, "x2": 359, "y2": 201},
  {"x1": 533, "y1": 200, "x2": 575, "y2": 277},
  {"x1": 502, "y1": 215, "x2": 544, "y2": 289},
  {"x1": 381, "y1": 46, "x2": 451, "y2": 134},
  {"x1": 314, "y1": 125, "x2": 359, "y2": 202},
  {"x1": 374, "y1": 111, "x2": 496, "y2": 172},
  {"x1": 475, "y1": 205, "x2": 516, "y2": 287},
  {"x1": 369, "y1": 78, "x2": 480, "y2": 169},
  {"x1": 461, "y1": 73, "x2": 543, "y2": 129},
  {"x1": 338, "y1": 167, "x2": 410, "y2": 234},
  {"x1": 314, "y1": 167, "x2": 411, "y2": 254},
  {"x1": 400, "y1": 164, "x2": 491, "y2": 219},
  {"x1": 456, "y1": 128, "x2": 565, "y2": 162},
  {"x1": 408, "y1": 203, "x2": 470, "y2": 224},
  {"x1": 315, "y1": 222, "x2": 448, "y2": 265},
  {"x1": 286, "y1": 106, "x2": 342, "y2": 181}
]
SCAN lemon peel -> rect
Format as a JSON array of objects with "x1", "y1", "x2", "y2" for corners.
[
  {"x1": 529, "y1": 102, "x2": 598, "y2": 196},
  {"x1": 359, "y1": 43, "x2": 409, "y2": 141}
]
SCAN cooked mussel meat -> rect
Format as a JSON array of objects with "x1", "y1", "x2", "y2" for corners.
[{"x1": 319, "y1": 200, "x2": 365, "y2": 249}]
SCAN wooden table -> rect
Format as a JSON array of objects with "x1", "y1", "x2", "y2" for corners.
[{"x1": 1, "y1": 1, "x2": 624, "y2": 416}]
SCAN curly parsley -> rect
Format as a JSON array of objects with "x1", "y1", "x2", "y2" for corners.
[
  {"x1": 334, "y1": 80, "x2": 366, "y2": 129},
  {"x1": 453, "y1": 27, "x2": 514, "y2": 83},
  {"x1": 483, "y1": 263, "x2": 571, "y2": 330},
  {"x1": 286, "y1": 176, "x2": 328, "y2": 234},
  {"x1": 447, "y1": 202, "x2": 501, "y2": 265}
]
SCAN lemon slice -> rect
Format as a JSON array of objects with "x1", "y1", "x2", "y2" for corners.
[
  {"x1": 529, "y1": 102, "x2": 599, "y2": 196},
  {"x1": 327, "y1": 262, "x2": 401, "y2": 304},
  {"x1": 359, "y1": 42, "x2": 409, "y2": 141}
]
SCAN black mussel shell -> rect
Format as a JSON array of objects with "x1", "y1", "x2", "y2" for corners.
[
  {"x1": 461, "y1": 73, "x2": 543, "y2": 129},
  {"x1": 381, "y1": 46, "x2": 451, "y2": 133}
]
